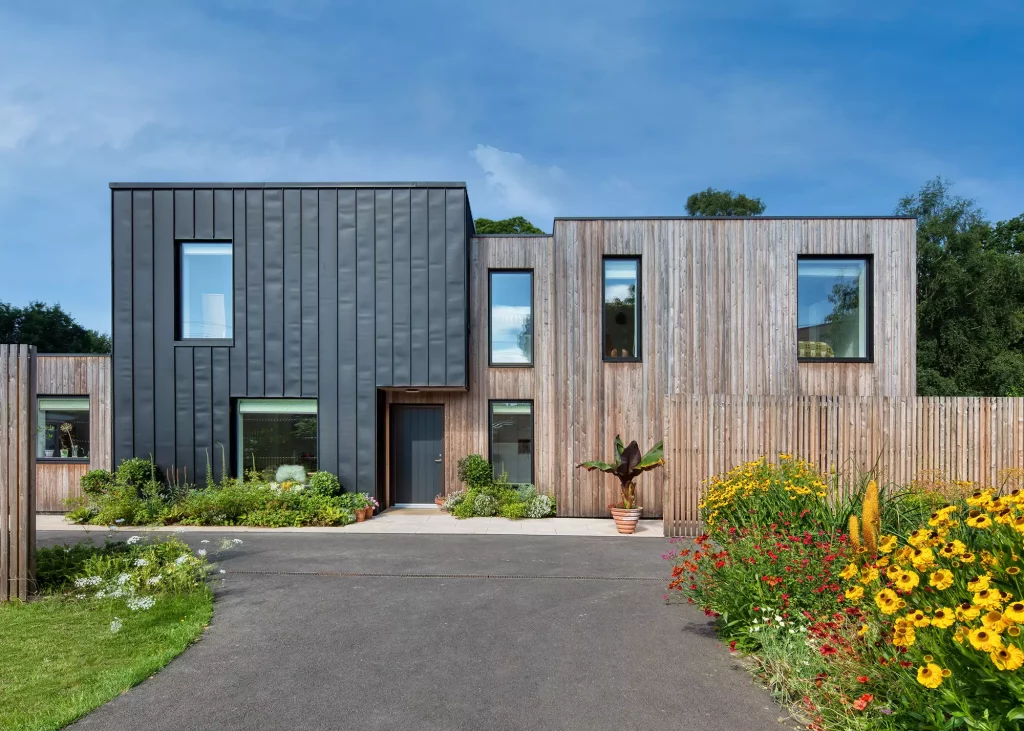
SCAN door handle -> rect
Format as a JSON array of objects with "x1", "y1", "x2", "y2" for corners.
[{"x1": 434, "y1": 455, "x2": 443, "y2": 463}]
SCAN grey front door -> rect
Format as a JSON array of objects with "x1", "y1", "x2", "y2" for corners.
[{"x1": 391, "y1": 405, "x2": 444, "y2": 505}]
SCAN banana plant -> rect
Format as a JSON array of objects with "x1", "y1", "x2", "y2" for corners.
[{"x1": 577, "y1": 436, "x2": 664, "y2": 509}]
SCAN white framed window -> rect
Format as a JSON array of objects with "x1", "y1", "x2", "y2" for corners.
[
  {"x1": 37, "y1": 397, "x2": 90, "y2": 460},
  {"x1": 180, "y1": 242, "x2": 233, "y2": 339}
]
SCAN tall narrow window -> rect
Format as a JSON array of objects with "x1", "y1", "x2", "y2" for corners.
[
  {"x1": 37, "y1": 397, "x2": 90, "y2": 460},
  {"x1": 797, "y1": 257, "x2": 872, "y2": 360},
  {"x1": 489, "y1": 401, "x2": 533, "y2": 484},
  {"x1": 489, "y1": 271, "x2": 533, "y2": 365},
  {"x1": 603, "y1": 257, "x2": 641, "y2": 360},
  {"x1": 237, "y1": 399, "x2": 318, "y2": 478},
  {"x1": 180, "y1": 242, "x2": 233, "y2": 339}
]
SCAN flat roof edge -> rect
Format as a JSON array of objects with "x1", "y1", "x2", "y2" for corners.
[
  {"x1": 109, "y1": 182, "x2": 468, "y2": 190},
  {"x1": 553, "y1": 215, "x2": 915, "y2": 221}
]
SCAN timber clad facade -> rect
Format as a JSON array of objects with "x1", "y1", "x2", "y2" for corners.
[{"x1": 109, "y1": 181, "x2": 917, "y2": 517}]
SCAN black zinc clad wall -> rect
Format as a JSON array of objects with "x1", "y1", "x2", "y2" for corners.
[{"x1": 111, "y1": 183, "x2": 471, "y2": 497}]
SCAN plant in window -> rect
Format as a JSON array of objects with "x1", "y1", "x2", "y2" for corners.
[
  {"x1": 578, "y1": 436, "x2": 664, "y2": 533},
  {"x1": 59, "y1": 422, "x2": 76, "y2": 458}
]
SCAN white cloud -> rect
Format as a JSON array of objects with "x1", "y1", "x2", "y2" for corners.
[{"x1": 470, "y1": 145, "x2": 566, "y2": 225}]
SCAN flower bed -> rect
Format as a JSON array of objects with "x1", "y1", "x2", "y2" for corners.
[
  {"x1": 667, "y1": 457, "x2": 1024, "y2": 731},
  {"x1": 440, "y1": 454, "x2": 556, "y2": 519}
]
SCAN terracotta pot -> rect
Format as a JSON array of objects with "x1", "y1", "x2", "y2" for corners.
[
  {"x1": 434, "y1": 497, "x2": 445, "y2": 509},
  {"x1": 364, "y1": 506, "x2": 374, "y2": 519},
  {"x1": 355, "y1": 507, "x2": 367, "y2": 522},
  {"x1": 609, "y1": 505, "x2": 643, "y2": 534}
]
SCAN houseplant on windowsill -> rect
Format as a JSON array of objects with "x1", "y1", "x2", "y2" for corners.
[
  {"x1": 60, "y1": 422, "x2": 77, "y2": 459},
  {"x1": 577, "y1": 436, "x2": 664, "y2": 535}
]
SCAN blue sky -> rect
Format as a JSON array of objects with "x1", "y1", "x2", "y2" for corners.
[{"x1": 1, "y1": 0, "x2": 1022, "y2": 333}]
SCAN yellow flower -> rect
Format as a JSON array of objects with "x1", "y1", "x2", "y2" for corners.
[
  {"x1": 966, "y1": 511, "x2": 993, "y2": 529},
  {"x1": 1008, "y1": 567, "x2": 1021, "y2": 577},
  {"x1": 991, "y1": 645, "x2": 1024, "y2": 671},
  {"x1": 981, "y1": 551, "x2": 999, "y2": 568},
  {"x1": 908, "y1": 529, "x2": 932, "y2": 548},
  {"x1": 967, "y1": 574, "x2": 992, "y2": 592},
  {"x1": 916, "y1": 663, "x2": 945, "y2": 689},
  {"x1": 875, "y1": 589, "x2": 900, "y2": 615},
  {"x1": 893, "y1": 570, "x2": 920, "y2": 592},
  {"x1": 929, "y1": 569, "x2": 954, "y2": 591},
  {"x1": 878, "y1": 535, "x2": 897, "y2": 554},
  {"x1": 974, "y1": 589, "x2": 1003, "y2": 609},
  {"x1": 1004, "y1": 602, "x2": 1024, "y2": 623},
  {"x1": 1012, "y1": 515, "x2": 1024, "y2": 534},
  {"x1": 893, "y1": 619, "x2": 916, "y2": 648},
  {"x1": 956, "y1": 603, "x2": 981, "y2": 622},
  {"x1": 967, "y1": 627, "x2": 1003, "y2": 652},
  {"x1": 857, "y1": 624, "x2": 869, "y2": 637},
  {"x1": 961, "y1": 552, "x2": 977, "y2": 564},
  {"x1": 911, "y1": 547, "x2": 936, "y2": 571},
  {"x1": 939, "y1": 540, "x2": 966, "y2": 558},
  {"x1": 859, "y1": 567, "x2": 879, "y2": 585},
  {"x1": 966, "y1": 490, "x2": 994, "y2": 508},
  {"x1": 982, "y1": 610, "x2": 1011, "y2": 633},
  {"x1": 931, "y1": 607, "x2": 955, "y2": 628},
  {"x1": 906, "y1": 609, "x2": 931, "y2": 628},
  {"x1": 876, "y1": 556, "x2": 890, "y2": 568},
  {"x1": 886, "y1": 564, "x2": 903, "y2": 580},
  {"x1": 839, "y1": 563, "x2": 858, "y2": 580},
  {"x1": 844, "y1": 586, "x2": 864, "y2": 602}
]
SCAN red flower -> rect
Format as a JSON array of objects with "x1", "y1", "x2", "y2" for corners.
[
  {"x1": 729, "y1": 640, "x2": 737, "y2": 652},
  {"x1": 853, "y1": 694, "x2": 873, "y2": 711},
  {"x1": 857, "y1": 676, "x2": 869, "y2": 683},
  {"x1": 820, "y1": 645, "x2": 838, "y2": 657}
]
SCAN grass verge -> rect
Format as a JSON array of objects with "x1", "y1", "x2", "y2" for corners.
[{"x1": 0, "y1": 589, "x2": 212, "y2": 731}]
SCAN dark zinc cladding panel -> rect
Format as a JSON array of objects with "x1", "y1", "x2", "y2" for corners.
[
  {"x1": 317, "y1": 189, "x2": 339, "y2": 473},
  {"x1": 230, "y1": 190, "x2": 247, "y2": 396},
  {"x1": 153, "y1": 190, "x2": 176, "y2": 469},
  {"x1": 355, "y1": 189, "x2": 376, "y2": 489},
  {"x1": 213, "y1": 189, "x2": 233, "y2": 239},
  {"x1": 427, "y1": 189, "x2": 447, "y2": 385},
  {"x1": 263, "y1": 189, "x2": 284, "y2": 397},
  {"x1": 211, "y1": 348, "x2": 230, "y2": 482},
  {"x1": 245, "y1": 190, "x2": 265, "y2": 395},
  {"x1": 444, "y1": 190, "x2": 467, "y2": 386},
  {"x1": 300, "y1": 190, "x2": 319, "y2": 397},
  {"x1": 174, "y1": 190, "x2": 194, "y2": 239},
  {"x1": 337, "y1": 190, "x2": 357, "y2": 484},
  {"x1": 391, "y1": 189, "x2": 412, "y2": 386},
  {"x1": 112, "y1": 190, "x2": 134, "y2": 465},
  {"x1": 409, "y1": 189, "x2": 429, "y2": 385},
  {"x1": 193, "y1": 347, "x2": 212, "y2": 479},
  {"x1": 174, "y1": 347, "x2": 194, "y2": 480},
  {"x1": 374, "y1": 189, "x2": 393, "y2": 386},
  {"x1": 131, "y1": 190, "x2": 155, "y2": 458},
  {"x1": 283, "y1": 189, "x2": 302, "y2": 397},
  {"x1": 194, "y1": 190, "x2": 214, "y2": 239}
]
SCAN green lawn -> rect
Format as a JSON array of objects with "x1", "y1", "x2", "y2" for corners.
[{"x1": 0, "y1": 590, "x2": 213, "y2": 731}]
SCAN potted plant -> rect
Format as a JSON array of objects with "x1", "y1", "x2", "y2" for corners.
[
  {"x1": 39, "y1": 423, "x2": 55, "y2": 457},
  {"x1": 434, "y1": 492, "x2": 445, "y2": 509},
  {"x1": 577, "y1": 436, "x2": 664, "y2": 534},
  {"x1": 366, "y1": 495, "x2": 379, "y2": 518},
  {"x1": 353, "y1": 493, "x2": 370, "y2": 521},
  {"x1": 60, "y1": 422, "x2": 76, "y2": 459}
]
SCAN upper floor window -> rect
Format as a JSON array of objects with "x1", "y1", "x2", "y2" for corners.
[
  {"x1": 179, "y1": 242, "x2": 233, "y2": 340},
  {"x1": 797, "y1": 256, "x2": 872, "y2": 361},
  {"x1": 37, "y1": 397, "x2": 90, "y2": 460},
  {"x1": 489, "y1": 270, "x2": 533, "y2": 365},
  {"x1": 603, "y1": 257, "x2": 641, "y2": 361}
]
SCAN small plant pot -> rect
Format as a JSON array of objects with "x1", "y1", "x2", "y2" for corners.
[
  {"x1": 44, "y1": 449, "x2": 54, "y2": 458},
  {"x1": 355, "y1": 508, "x2": 368, "y2": 522},
  {"x1": 609, "y1": 506, "x2": 643, "y2": 535},
  {"x1": 434, "y1": 497, "x2": 445, "y2": 509},
  {"x1": 364, "y1": 507, "x2": 373, "y2": 520},
  {"x1": 60, "y1": 449, "x2": 69, "y2": 458}
]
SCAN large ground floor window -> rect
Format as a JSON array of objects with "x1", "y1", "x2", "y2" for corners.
[
  {"x1": 489, "y1": 401, "x2": 533, "y2": 484},
  {"x1": 237, "y1": 399, "x2": 317, "y2": 479},
  {"x1": 37, "y1": 397, "x2": 90, "y2": 460}
]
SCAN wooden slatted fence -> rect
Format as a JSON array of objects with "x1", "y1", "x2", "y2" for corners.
[
  {"x1": 1, "y1": 344, "x2": 37, "y2": 601},
  {"x1": 663, "y1": 395, "x2": 1024, "y2": 537}
]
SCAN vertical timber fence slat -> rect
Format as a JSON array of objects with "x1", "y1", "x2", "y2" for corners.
[
  {"x1": 662, "y1": 395, "x2": 1024, "y2": 537},
  {"x1": 1, "y1": 344, "x2": 36, "y2": 602}
]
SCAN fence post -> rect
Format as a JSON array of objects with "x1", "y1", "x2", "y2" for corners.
[{"x1": 1, "y1": 344, "x2": 37, "y2": 602}]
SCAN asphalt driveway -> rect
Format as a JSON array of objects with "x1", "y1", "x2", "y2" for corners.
[{"x1": 39, "y1": 531, "x2": 783, "y2": 731}]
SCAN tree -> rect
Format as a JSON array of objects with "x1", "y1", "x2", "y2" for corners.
[
  {"x1": 0, "y1": 301, "x2": 111, "y2": 353},
  {"x1": 685, "y1": 188, "x2": 766, "y2": 217},
  {"x1": 899, "y1": 178, "x2": 1024, "y2": 396},
  {"x1": 474, "y1": 216, "x2": 546, "y2": 234}
]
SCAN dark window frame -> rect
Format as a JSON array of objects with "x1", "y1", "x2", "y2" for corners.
[
  {"x1": 176, "y1": 239, "x2": 235, "y2": 343},
  {"x1": 235, "y1": 397, "x2": 319, "y2": 478},
  {"x1": 488, "y1": 269, "x2": 535, "y2": 368},
  {"x1": 487, "y1": 399, "x2": 535, "y2": 485},
  {"x1": 602, "y1": 255, "x2": 642, "y2": 362},
  {"x1": 36, "y1": 394, "x2": 91, "y2": 463},
  {"x1": 796, "y1": 254, "x2": 874, "y2": 364}
]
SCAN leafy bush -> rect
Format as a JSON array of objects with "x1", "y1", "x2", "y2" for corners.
[
  {"x1": 457, "y1": 454, "x2": 493, "y2": 490},
  {"x1": 525, "y1": 494, "x2": 556, "y2": 518},
  {"x1": 442, "y1": 489, "x2": 466, "y2": 511},
  {"x1": 116, "y1": 457, "x2": 156, "y2": 489},
  {"x1": 472, "y1": 493, "x2": 499, "y2": 517},
  {"x1": 80, "y1": 469, "x2": 115, "y2": 498},
  {"x1": 308, "y1": 471, "x2": 342, "y2": 497},
  {"x1": 516, "y1": 484, "x2": 538, "y2": 502},
  {"x1": 500, "y1": 502, "x2": 527, "y2": 520}
]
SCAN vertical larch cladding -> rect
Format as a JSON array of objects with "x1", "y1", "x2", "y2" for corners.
[{"x1": 111, "y1": 184, "x2": 469, "y2": 496}]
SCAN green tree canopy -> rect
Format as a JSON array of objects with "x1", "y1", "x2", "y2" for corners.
[
  {"x1": 900, "y1": 178, "x2": 1024, "y2": 396},
  {"x1": 0, "y1": 301, "x2": 111, "y2": 353},
  {"x1": 474, "y1": 216, "x2": 546, "y2": 234},
  {"x1": 685, "y1": 188, "x2": 766, "y2": 217}
]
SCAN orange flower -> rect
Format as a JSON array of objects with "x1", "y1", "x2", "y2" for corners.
[{"x1": 853, "y1": 694, "x2": 873, "y2": 711}]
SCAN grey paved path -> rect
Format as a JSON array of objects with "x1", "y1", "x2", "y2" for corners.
[{"x1": 39, "y1": 532, "x2": 785, "y2": 731}]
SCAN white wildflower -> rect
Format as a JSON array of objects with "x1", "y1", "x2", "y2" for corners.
[
  {"x1": 74, "y1": 576, "x2": 102, "y2": 588},
  {"x1": 127, "y1": 535, "x2": 142, "y2": 545},
  {"x1": 134, "y1": 558, "x2": 149, "y2": 567},
  {"x1": 174, "y1": 555, "x2": 188, "y2": 565},
  {"x1": 75, "y1": 593, "x2": 86, "y2": 600},
  {"x1": 196, "y1": 549, "x2": 207, "y2": 557},
  {"x1": 110, "y1": 617, "x2": 123, "y2": 633},
  {"x1": 147, "y1": 576, "x2": 161, "y2": 585},
  {"x1": 127, "y1": 596, "x2": 156, "y2": 611},
  {"x1": 116, "y1": 573, "x2": 132, "y2": 585},
  {"x1": 232, "y1": 539, "x2": 242, "y2": 544}
]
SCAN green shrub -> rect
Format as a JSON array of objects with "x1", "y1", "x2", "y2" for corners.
[
  {"x1": 457, "y1": 454, "x2": 493, "y2": 490},
  {"x1": 515, "y1": 483, "x2": 537, "y2": 502},
  {"x1": 499, "y1": 502, "x2": 527, "y2": 520},
  {"x1": 308, "y1": 471, "x2": 342, "y2": 497},
  {"x1": 116, "y1": 457, "x2": 157, "y2": 489},
  {"x1": 441, "y1": 489, "x2": 466, "y2": 511},
  {"x1": 80, "y1": 469, "x2": 115, "y2": 498},
  {"x1": 473, "y1": 493, "x2": 499, "y2": 517},
  {"x1": 525, "y1": 494, "x2": 556, "y2": 518}
]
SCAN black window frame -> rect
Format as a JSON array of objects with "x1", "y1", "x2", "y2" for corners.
[
  {"x1": 796, "y1": 254, "x2": 874, "y2": 364},
  {"x1": 488, "y1": 269, "x2": 535, "y2": 368},
  {"x1": 487, "y1": 399, "x2": 535, "y2": 485},
  {"x1": 175, "y1": 239, "x2": 235, "y2": 344},
  {"x1": 602, "y1": 255, "x2": 642, "y2": 362}
]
